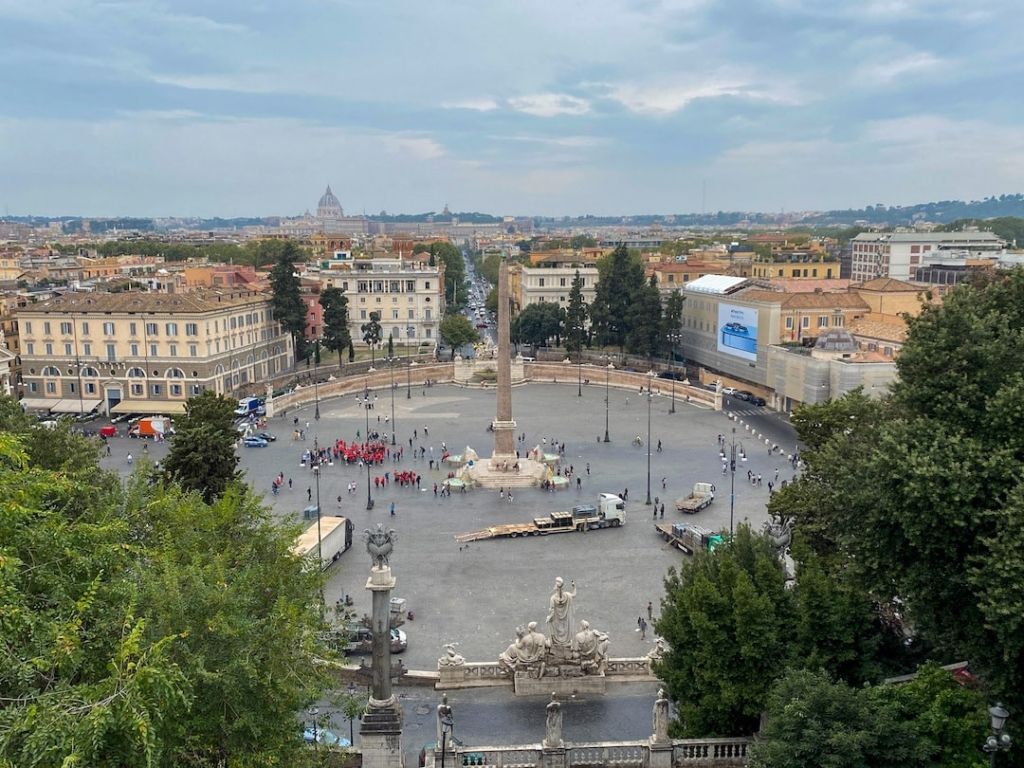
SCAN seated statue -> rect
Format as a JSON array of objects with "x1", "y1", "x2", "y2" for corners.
[
  {"x1": 438, "y1": 642, "x2": 465, "y2": 668},
  {"x1": 574, "y1": 620, "x2": 610, "y2": 675},
  {"x1": 498, "y1": 622, "x2": 548, "y2": 678}
]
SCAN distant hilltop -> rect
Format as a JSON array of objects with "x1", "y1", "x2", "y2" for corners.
[{"x1": 4, "y1": 193, "x2": 1024, "y2": 231}]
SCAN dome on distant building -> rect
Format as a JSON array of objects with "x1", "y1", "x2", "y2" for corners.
[{"x1": 317, "y1": 185, "x2": 344, "y2": 218}]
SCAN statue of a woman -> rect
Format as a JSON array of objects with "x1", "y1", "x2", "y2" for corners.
[
  {"x1": 546, "y1": 577, "x2": 577, "y2": 649},
  {"x1": 544, "y1": 693, "x2": 563, "y2": 748}
]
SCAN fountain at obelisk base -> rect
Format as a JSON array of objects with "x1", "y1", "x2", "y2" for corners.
[
  {"x1": 462, "y1": 256, "x2": 547, "y2": 488},
  {"x1": 360, "y1": 524, "x2": 404, "y2": 768}
]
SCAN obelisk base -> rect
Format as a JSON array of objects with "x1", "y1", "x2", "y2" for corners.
[
  {"x1": 463, "y1": 456, "x2": 548, "y2": 489},
  {"x1": 360, "y1": 699, "x2": 403, "y2": 768}
]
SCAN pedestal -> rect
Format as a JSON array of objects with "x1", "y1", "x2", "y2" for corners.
[
  {"x1": 648, "y1": 743, "x2": 673, "y2": 768},
  {"x1": 514, "y1": 671, "x2": 607, "y2": 696},
  {"x1": 541, "y1": 746, "x2": 567, "y2": 768},
  {"x1": 362, "y1": 565, "x2": 403, "y2": 768},
  {"x1": 361, "y1": 702, "x2": 403, "y2": 768}
]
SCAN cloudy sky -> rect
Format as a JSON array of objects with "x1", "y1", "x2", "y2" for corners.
[{"x1": 1, "y1": 0, "x2": 1021, "y2": 217}]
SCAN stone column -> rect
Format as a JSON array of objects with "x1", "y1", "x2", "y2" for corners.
[
  {"x1": 264, "y1": 384, "x2": 275, "y2": 418},
  {"x1": 492, "y1": 257, "x2": 516, "y2": 458},
  {"x1": 361, "y1": 564, "x2": 403, "y2": 768}
]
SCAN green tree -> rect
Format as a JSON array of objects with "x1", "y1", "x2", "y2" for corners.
[
  {"x1": 485, "y1": 286, "x2": 498, "y2": 315},
  {"x1": 750, "y1": 665, "x2": 988, "y2": 768},
  {"x1": 590, "y1": 245, "x2": 645, "y2": 349},
  {"x1": 269, "y1": 244, "x2": 307, "y2": 360},
  {"x1": 387, "y1": 331, "x2": 394, "y2": 357},
  {"x1": 564, "y1": 270, "x2": 588, "y2": 356},
  {"x1": 427, "y1": 242, "x2": 468, "y2": 312},
  {"x1": 626, "y1": 275, "x2": 664, "y2": 356},
  {"x1": 656, "y1": 525, "x2": 793, "y2": 736},
  {"x1": 162, "y1": 391, "x2": 239, "y2": 504},
  {"x1": 361, "y1": 311, "x2": 383, "y2": 368},
  {"x1": 439, "y1": 314, "x2": 479, "y2": 359},
  {"x1": 319, "y1": 286, "x2": 352, "y2": 370},
  {"x1": 570, "y1": 233, "x2": 597, "y2": 249},
  {"x1": 511, "y1": 303, "x2": 565, "y2": 348}
]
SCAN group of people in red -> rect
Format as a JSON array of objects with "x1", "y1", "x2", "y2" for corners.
[
  {"x1": 332, "y1": 438, "x2": 387, "y2": 465},
  {"x1": 373, "y1": 470, "x2": 422, "y2": 489}
]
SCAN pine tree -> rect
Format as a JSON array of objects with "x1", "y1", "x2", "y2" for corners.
[
  {"x1": 269, "y1": 243, "x2": 307, "y2": 359},
  {"x1": 319, "y1": 285, "x2": 352, "y2": 370},
  {"x1": 565, "y1": 270, "x2": 588, "y2": 356}
]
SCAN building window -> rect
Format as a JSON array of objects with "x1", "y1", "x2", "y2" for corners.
[
  {"x1": 130, "y1": 343, "x2": 139, "y2": 356},
  {"x1": 171, "y1": 384, "x2": 182, "y2": 396},
  {"x1": 129, "y1": 322, "x2": 137, "y2": 336},
  {"x1": 83, "y1": 342, "x2": 91, "y2": 356},
  {"x1": 392, "y1": 309, "x2": 399, "y2": 319},
  {"x1": 785, "y1": 317, "x2": 793, "y2": 330},
  {"x1": 104, "y1": 322, "x2": 115, "y2": 335},
  {"x1": 26, "y1": 342, "x2": 34, "y2": 355},
  {"x1": 85, "y1": 382, "x2": 96, "y2": 394},
  {"x1": 539, "y1": 278, "x2": 545, "y2": 287},
  {"x1": 560, "y1": 277, "x2": 566, "y2": 287},
  {"x1": 46, "y1": 381, "x2": 57, "y2": 394},
  {"x1": 189, "y1": 344, "x2": 198, "y2": 357},
  {"x1": 44, "y1": 321, "x2": 51, "y2": 335},
  {"x1": 81, "y1": 322, "x2": 89, "y2": 335},
  {"x1": 106, "y1": 344, "x2": 116, "y2": 361},
  {"x1": 146, "y1": 323, "x2": 158, "y2": 336},
  {"x1": 169, "y1": 344, "x2": 177, "y2": 356},
  {"x1": 833, "y1": 316, "x2": 844, "y2": 327},
  {"x1": 149, "y1": 344, "x2": 158, "y2": 357},
  {"x1": 408, "y1": 309, "x2": 415, "y2": 319},
  {"x1": 131, "y1": 383, "x2": 143, "y2": 396},
  {"x1": 424, "y1": 309, "x2": 432, "y2": 321},
  {"x1": 64, "y1": 343, "x2": 72, "y2": 356},
  {"x1": 60, "y1": 321, "x2": 72, "y2": 335},
  {"x1": 424, "y1": 282, "x2": 431, "y2": 290},
  {"x1": 185, "y1": 322, "x2": 198, "y2": 336},
  {"x1": 801, "y1": 317, "x2": 809, "y2": 328},
  {"x1": 165, "y1": 322, "x2": 178, "y2": 336},
  {"x1": 818, "y1": 316, "x2": 828, "y2": 328},
  {"x1": 23, "y1": 321, "x2": 31, "y2": 334},
  {"x1": 190, "y1": 384, "x2": 202, "y2": 395},
  {"x1": 360, "y1": 310, "x2": 367, "y2": 319},
  {"x1": 151, "y1": 384, "x2": 162, "y2": 396},
  {"x1": 406, "y1": 280, "x2": 415, "y2": 291},
  {"x1": 127, "y1": 367, "x2": 146, "y2": 378},
  {"x1": 45, "y1": 343, "x2": 53, "y2": 356}
]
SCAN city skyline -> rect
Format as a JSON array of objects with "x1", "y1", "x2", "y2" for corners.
[{"x1": 1, "y1": 0, "x2": 1022, "y2": 217}]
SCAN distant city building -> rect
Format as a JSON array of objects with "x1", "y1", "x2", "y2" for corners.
[
  {"x1": 850, "y1": 231, "x2": 1006, "y2": 282},
  {"x1": 17, "y1": 290, "x2": 293, "y2": 415},
  {"x1": 511, "y1": 252, "x2": 599, "y2": 310},
  {"x1": 320, "y1": 256, "x2": 445, "y2": 347}
]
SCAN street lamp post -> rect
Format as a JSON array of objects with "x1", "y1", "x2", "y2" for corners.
[
  {"x1": 726, "y1": 427, "x2": 747, "y2": 537},
  {"x1": 983, "y1": 703, "x2": 1012, "y2": 767},
  {"x1": 406, "y1": 343, "x2": 412, "y2": 399},
  {"x1": 312, "y1": 439, "x2": 325, "y2": 617},
  {"x1": 439, "y1": 697, "x2": 454, "y2": 768},
  {"x1": 389, "y1": 357, "x2": 396, "y2": 445},
  {"x1": 666, "y1": 331, "x2": 680, "y2": 415},
  {"x1": 313, "y1": 339, "x2": 321, "y2": 421},
  {"x1": 577, "y1": 346, "x2": 582, "y2": 397},
  {"x1": 364, "y1": 398, "x2": 374, "y2": 510},
  {"x1": 645, "y1": 373, "x2": 653, "y2": 505},
  {"x1": 604, "y1": 359, "x2": 613, "y2": 442}
]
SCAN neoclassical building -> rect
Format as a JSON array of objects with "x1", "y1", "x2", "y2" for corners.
[{"x1": 17, "y1": 290, "x2": 293, "y2": 415}]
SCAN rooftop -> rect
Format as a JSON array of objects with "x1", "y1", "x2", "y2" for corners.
[
  {"x1": 19, "y1": 290, "x2": 271, "y2": 314},
  {"x1": 683, "y1": 274, "x2": 748, "y2": 295}
]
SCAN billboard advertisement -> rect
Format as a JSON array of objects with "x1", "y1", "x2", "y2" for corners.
[{"x1": 718, "y1": 303, "x2": 758, "y2": 362}]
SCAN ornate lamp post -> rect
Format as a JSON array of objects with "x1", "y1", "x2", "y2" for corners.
[
  {"x1": 365, "y1": 397, "x2": 374, "y2": 510},
  {"x1": 666, "y1": 330, "x2": 680, "y2": 414},
  {"x1": 313, "y1": 338, "x2": 321, "y2": 421},
  {"x1": 604, "y1": 358, "x2": 613, "y2": 443},
  {"x1": 646, "y1": 372, "x2": 654, "y2": 505},
  {"x1": 983, "y1": 704, "x2": 1012, "y2": 767},
  {"x1": 725, "y1": 427, "x2": 747, "y2": 537},
  {"x1": 307, "y1": 706, "x2": 320, "y2": 754},
  {"x1": 406, "y1": 339, "x2": 412, "y2": 399},
  {"x1": 389, "y1": 357, "x2": 396, "y2": 445}
]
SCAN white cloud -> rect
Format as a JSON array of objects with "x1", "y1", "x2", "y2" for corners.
[
  {"x1": 441, "y1": 98, "x2": 499, "y2": 112},
  {"x1": 508, "y1": 93, "x2": 591, "y2": 117},
  {"x1": 602, "y1": 76, "x2": 804, "y2": 115},
  {"x1": 380, "y1": 135, "x2": 445, "y2": 160},
  {"x1": 493, "y1": 134, "x2": 608, "y2": 149},
  {"x1": 856, "y1": 51, "x2": 946, "y2": 85}
]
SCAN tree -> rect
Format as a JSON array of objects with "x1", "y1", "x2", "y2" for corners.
[
  {"x1": 655, "y1": 525, "x2": 793, "y2": 736},
  {"x1": 770, "y1": 270, "x2": 1024, "y2": 715},
  {"x1": 511, "y1": 303, "x2": 564, "y2": 348},
  {"x1": 661, "y1": 289, "x2": 685, "y2": 351},
  {"x1": 590, "y1": 245, "x2": 645, "y2": 349},
  {"x1": 564, "y1": 270, "x2": 588, "y2": 356},
  {"x1": 387, "y1": 331, "x2": 394, "y2": 357},
  {"x1": 269, "y1": 243, "x2": 307, "y2": 360},
  {"x1": 319, "y1": 286, "x2": 352, "y2": 370},
  {"x1": 750, "y1": 665, "x2": 988, "y2": 768},
  {"x1": 485, "y1": 286, "x2": 498, "y2": 315},
  {"x1": 427, "y1": 242, "x2": 468, "y2": 312},
  {"x1": 162, "y1": 390, "x2": 239, "y2": 504},
  {"x1": 361, "y1": 311, "x2": 383, "y2": 368},
  {"x1": 439, "y1": 314, "x2": 479, "y2": 359},
  {"x1": 626, "y1": 275, "x2": 663, "y2": 357}
]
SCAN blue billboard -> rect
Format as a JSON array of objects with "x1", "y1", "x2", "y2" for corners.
[{"x1": 717, "y1": 303, "x2": 758, "y2": 362}]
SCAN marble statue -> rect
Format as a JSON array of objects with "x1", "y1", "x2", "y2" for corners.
[
  {"x1": 436, "y1": 693, "x2": 453, "y2": 747},
  {"x1": 543, "y1": 693, "x2": 563, "y2": 748},
  {"x1": 647, "y1": 637, "x2": 668, "y2": 664},
  {"x1": 763, "y1": 514, "x2": 793, "y2": 553},
  {"x1": 575, "y1": 620, "x2": 610, "y2": 675},
  {"x1": 439, "y1": 643, "x2": 465, "y2": 668},
  {"x1": 652, "y1": 688, "x2": 670, "y2": 744},
  {"x1": 546, "y1": 577, "x2": 577, "y2": 649},
  {"x1": 364, "y1": 523, "x2": 396, "y2": 568},
  {"x1": 498, "y1": 622, "x2": 547, "y2": 677}
]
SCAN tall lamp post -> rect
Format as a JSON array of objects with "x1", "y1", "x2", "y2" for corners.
[
  {"x1": 313, "y1": 338, "x2": 321, "y2": 421},
  {"x1": 725, "y1": 427, "x2": 746, "y2": 537},
  {"x1": 666, "y1": 330, "x2": 680, "y2": 414},
  {"x1": 604, "y1": 358, "x2": 613, "y2": 442},
  {"x1": 439, "y1": 697, "x2": 454, "y2": 768},
  {"x1": 645, "y1": 372, "x2": 654, "y2": 505},
  {"x1": 307, "y1": 706, "x2": 320, "y2": 754},
  {"x1": 311, "y1": 438, "x2": 325, "y2": 617},
  {"x1": 364, "y1": 398, "x2": 374, "y2": 510},
  {"x1": 388, "y1": 357, "x2": 396, "y2": 445},
  {"x1": 406, "y1": 340, "x2": 412, "y2": 399},
  {"x1": 983, "y1": 704, "x2": 1012, "y2": 767}
]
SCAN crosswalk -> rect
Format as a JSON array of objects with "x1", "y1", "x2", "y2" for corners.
[{"x1": 727, "y1": 408, "x2": 767, "y2": 417}]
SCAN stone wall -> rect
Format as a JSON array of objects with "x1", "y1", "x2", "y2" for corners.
[{"x1": 524, "y1": 362, "x2": 719, "y2": 410}]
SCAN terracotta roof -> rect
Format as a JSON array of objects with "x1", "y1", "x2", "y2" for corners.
[
  {"x1": 19, "y1": 290, "x2": 271, "y2": 314},
  {"x1": 780, "y1": 293, "x2": 870, "y2": 310},
  {"x1": 848, "y1": 317, "x2": 907, "y2": 343},
  {"x1": 768, "y1": 279, "x2": 850, "y2": 293},
  {"x1": 856, "y1": 277, "x2": 923, "y2": 292}
]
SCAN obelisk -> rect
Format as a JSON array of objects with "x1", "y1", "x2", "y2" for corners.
[{"x1": 492, "y1": 256, "x2": 517, "y2": 458}]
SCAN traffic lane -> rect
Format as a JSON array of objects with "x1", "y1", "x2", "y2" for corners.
[{"x1": 721, "y1": 400, "x2": 800, "y2": 456}]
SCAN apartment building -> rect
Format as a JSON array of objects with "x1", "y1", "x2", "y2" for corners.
[
  {"x1": 320, "y1": 258, "x2": 445, "y2": 346},
  {"x1": 17, "y1": 290, "x2": 293, "y2": 415},
  {"x1": 850, "y1": 231, "x2": 1006, "y2": 282},
  {"x1": 511, "y1": 253, "x2": 598, "y2": 310}
]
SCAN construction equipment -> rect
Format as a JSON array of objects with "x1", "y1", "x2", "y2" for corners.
[{"x1": 656, "y1": 521, "x2": 724, "y2": 554}]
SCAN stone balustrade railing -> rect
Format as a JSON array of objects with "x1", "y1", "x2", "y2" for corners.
[
  {"x1": 437, "y1": 657, "x2": 656, "y2": 690},
  {"x1": 428, "y1": 738, "x2": 751, "y2": 768},
  {"x1": 523, "y1": 362, "x2": 719, "y2": 410}
]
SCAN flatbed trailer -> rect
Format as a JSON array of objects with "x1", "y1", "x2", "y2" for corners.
[
  {"x1": 655, "y1": 521, "x2": 723, "y2": 554},
  {"x1": 456, "y1": 495, "x2": 625, "y2": 543}
]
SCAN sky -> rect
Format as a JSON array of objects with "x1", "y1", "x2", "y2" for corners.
[{"x1": 0, "y1": 0, "x2": 1022, "y2": 218}]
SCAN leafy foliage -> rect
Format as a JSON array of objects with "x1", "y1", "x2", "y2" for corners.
[
  {"x1": 750, "y1": 665, "x2": 988, "y2": 768},
  {"x1": 269, "y1": 243, "x2": 307, "y2": 358},
  {"x1": 319, "y1": 285, "x2": 352, "y2": 368},
  {"x1": 564, "y1": 270, "x2": 588, "y2": 355},
  {"x1": 511, "y1": 303, "x2": 565, "y2": 348},
  {"x1": 162, "y1": 391, "x2": 239, "y2": 504},
  {"x1": 439, "y1": 314, "x2": 479, "y2": 358},
  {"x1": 590, "y1": 246, "x2": 646, "y2": 349}
]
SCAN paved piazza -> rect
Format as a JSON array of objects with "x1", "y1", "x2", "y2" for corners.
[{"x1": 240, "y1": 382, "x2": 796, "y2": 671}]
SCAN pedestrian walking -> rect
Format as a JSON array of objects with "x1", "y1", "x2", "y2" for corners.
[
  {"x1": 657, "y1": 440, "x2": 662, "y2": 452},
  {"x1": 653, "y1": 505, "x2": 658, "y2": 520},
  {"x1": 288, "y1": 477, "x2": 293, "y2": 489},
  {"x1": 647, "y1": 601, "x2": 653, "y2": 620},
  {"x1": 307, "y1": 487, "x2": 312, "y2": 502},
  {"x1": 660, "y1": 503, "x2": 665, "y2": 518},
  {"x1": 638, "y1": 616, "x2": 643, "y2": 629},
  {"x1": 661, "y1": 477, "x2": 666, "y2": 490},
  {"x1": 390, "y1": 502, "x2": 396, "y2": 517},
  {"x1": 640, "y1": 619, "x2": 647, "y2": 640},
  {"x1": 586, "y1": 463, "x2": 590, "y2": 475}
]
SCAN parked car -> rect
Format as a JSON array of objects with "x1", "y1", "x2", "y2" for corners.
[
  {"x1": 344, "y1": 625, "x2": 407, "y2": 655},
  {"x1": 256, "y1": 431, "x2": 277, "y2": 442},
  {"x1": 721, "y1": 386, "x2": 738, "y2": 395},
  {"x1": 99, "y1": 425, "x2": 118, "y2": 438},
  {"x1": 242, "y1": 435, "x2": 269, "y2": 448},
  {"x1": 734, "y1": 391, "x2": 753, "y2": 402},
  {"x1": 748, "y1": 395, "x2": 767, "y2": 406}
]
